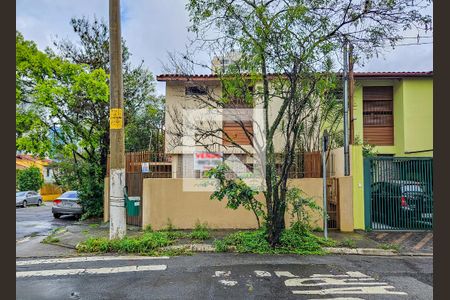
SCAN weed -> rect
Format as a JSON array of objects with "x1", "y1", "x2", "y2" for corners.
[
  {"x1": 164, "y1": 219, "x2": 175, "y2": 231},
  {"x1": 378, "y1": 243, "x2": 400, "y2": 252},
  {"x1": 88, "y1": 224, "x2": 100, "y2": 229},
  {"x1": 42, "y1": 236, "x2": 60, "y2": 244},
  {"x1": 214, "y1": 239, "x2": 230, "y2": 252},
  {"x1": 144, "y1": 225, "x2": 153, "y2": 232},
  {"x1": 213, "y1": 225, "x2": 334, "y2": 255},
  {"x1": 76, "y1": 231, "x2": 183, "y2": 255},
  {"x1": 190, "y1": 221, "x2": 211, "y2": 240},
  {"x1": 82, "y1": 229, "x2": 89, "y2": 235},
  {"x1": 339, "y1": 238, "x2": 357, "y2": 248}
]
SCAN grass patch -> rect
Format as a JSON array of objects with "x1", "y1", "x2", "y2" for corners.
[
  {"x1": 213, "y1": 225, "x2": 335, "y2": 255},
  {"x1": 377, "y1": 243, "x2": 400, "y2": 252},
  {"x1": 76, "y1": 231, "x2": 184, "y2": 255},
  {"x1": 42, "y1": 236, "x2": 60, "y2": 244},
  {"x1": 189, "y1": 222, "x2": 211, "y2": 240},
  {"x1": 339, "y1": 238, "x2": 357, "y2": 248}
]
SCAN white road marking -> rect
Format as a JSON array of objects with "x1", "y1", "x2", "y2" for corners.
[
  {"x1": 218, "y1": 279, "x2": 238, "y2": 286},
  {"x1": 213, "y1": 270, "x2": 231, "y2": 277},
  {"x1": 292, "y1": 285, "x2": 407, "y2": 295},
  {"x1": 308, "y1": 298, "x2": 364, "y2": 300},
  {"x1": 16, "y1": 264, "x2": 167, "y2": 278},
  {"x1": 16, "y1": 237, "x2": 31, "y2": 244},
  {"x1": 16, "y1": 256, "x2": 169, "y2": 266},
  {"x1": 285, "y1": 277, "x2": 387, "y2": 286},
  {"x1": 254, "y1": 270, "x2": 271, "y2": 277},
  {"x1": 275, "y1": 271, "x2": 297, "y2": 278}
]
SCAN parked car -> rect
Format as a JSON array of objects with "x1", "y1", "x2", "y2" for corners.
[
  {"x1": 371, "y1": 180, "x2": 433, "y2": 228},
  {"x1": 16, "y1": 191, "x2": 43, "y2": 208},
  {"x1": 52, "y1": 191, "x2": 83, "y2": 219}
]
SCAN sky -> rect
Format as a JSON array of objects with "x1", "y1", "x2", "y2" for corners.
[{"x1": 16, "y1": 0, "x2": 433, "y2": 96}]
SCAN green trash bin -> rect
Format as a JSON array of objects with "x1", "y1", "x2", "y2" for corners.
[
  {"x1": 126, "y1": 196, "x2": 140, "y2": 216},
  {"x1": 124, "y1": 187, "x2": 140, "y2": 217}
]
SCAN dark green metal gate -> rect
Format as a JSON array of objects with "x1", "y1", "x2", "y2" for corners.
[{"x1": 364, "y1": 157, "x2": 433, "y2": 231}]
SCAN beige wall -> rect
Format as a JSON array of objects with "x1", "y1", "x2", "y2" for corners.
[
  {"x1": 141, "y1": 177, "x2": 353, "y2": 231},
  {"x1": 338, "y1": 176, "x2": 353, "y2": 232},
  {"x1": 164, "y1": 80, "x2": 286, "y2": 155}
]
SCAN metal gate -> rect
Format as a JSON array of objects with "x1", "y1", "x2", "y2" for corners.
[
  {"x1": 327, "y1": 178, "x2": 340, "y2": 230},
  {"x1": 107, "y1": 151, "x2": 172, "y2": 227},
  {"x1": 364, "y1": 157, "x2": 433, "y2": 231}
]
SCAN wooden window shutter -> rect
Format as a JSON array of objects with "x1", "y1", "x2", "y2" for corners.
[{"x1": 363, "y1": 86, "x2": 394, "y2": 145}]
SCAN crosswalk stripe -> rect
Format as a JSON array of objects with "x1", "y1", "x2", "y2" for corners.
[
  {"x1": 16, "y1": 255, "x2": 169, "y2": 266},
  {"x1": 413, "y1": 233, "x2": 433, "y2": 251},
  {"x1": 16, "y1": 264, "x2": 167, "y2": 278}
]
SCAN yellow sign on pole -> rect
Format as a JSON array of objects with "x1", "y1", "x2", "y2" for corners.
[{"x1": 110, "y1": 108, "x2": 123, "y2": 129}]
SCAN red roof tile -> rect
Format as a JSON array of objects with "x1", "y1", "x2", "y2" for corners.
[{"x1": 157, "y1": 71, "x2": 433, "y2": 81}]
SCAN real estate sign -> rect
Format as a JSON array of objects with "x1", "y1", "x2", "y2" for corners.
[{"x1": 193, "y1": 151, "x2": 223, "y2": 171}]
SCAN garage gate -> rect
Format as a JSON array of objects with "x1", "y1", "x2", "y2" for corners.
[{"x1": 364, "y1": 157, "x2": 433, "y2": 231}]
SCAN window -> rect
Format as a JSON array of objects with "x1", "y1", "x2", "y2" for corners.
[
  {"x1": 46, "y1": 168, "x2": 50, "y2": 177},
  {"x1": 363, "y1": 86, "x2": 394, "y2": 145},
  {"x1": 185, "y1": 86, "x2": 207, "y2": 95}
]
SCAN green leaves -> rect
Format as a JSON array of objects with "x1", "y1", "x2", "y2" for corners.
[{"x1": 16, "y1": 166, "x2": 44, "y2": 192}]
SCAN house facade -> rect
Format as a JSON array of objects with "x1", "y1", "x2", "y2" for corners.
[
  {"x1": 349, "y1": 71, "x2": 433, "y2": 230},
  {"x1": 153, "y1": 71, "x2": 433, "y2": 231}
]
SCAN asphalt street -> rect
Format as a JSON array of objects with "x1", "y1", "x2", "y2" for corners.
[
  {"x1": 16, "y1": 253, "x2": 432, "y2": 300},
  {"x1": 16, "y1": 203, "x2": 78, "y2": 240}
]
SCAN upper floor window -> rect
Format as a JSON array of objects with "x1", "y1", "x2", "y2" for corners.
[
  {"x1": 363, "y1": 86, "x2": 394, "y2": 145},
  {"x1": 185, "y1": 86, "x2": 207, "y2": 96}
]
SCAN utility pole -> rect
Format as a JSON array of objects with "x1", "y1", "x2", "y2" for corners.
[
  {"x1": 343, "y1": 39, "x2": 350, "y2": 176},
  {"x1": 109, "y1": 0, "x2": 126, "y2": 239},
  {"x1": 349, "y1": 43, "x2": 355, "y2": 145},
  {"x1": 322, "y1": 130, "x2": 329, "y2": 240}
]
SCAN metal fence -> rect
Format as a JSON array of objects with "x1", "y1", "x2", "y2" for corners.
[
  {"x1": 364, "y1": 157, "x2": 433, "y2": 231},
  {"x1": 107, "y1": 151, "x2": 172, "y2": 226}
]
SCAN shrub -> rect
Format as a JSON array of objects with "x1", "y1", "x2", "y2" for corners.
[
  {"x1": 16, "y1": 166, "x2": 44, "y2": 191},
  {"x1": 214, "y1": 225, "x2": 335, "y2": 255},
  {"x1": 77, "y1": 231, "x2": 175, "y2": 254},
  {"x1": 190, "y1": 221, "x2": 211, "y2": 240}
]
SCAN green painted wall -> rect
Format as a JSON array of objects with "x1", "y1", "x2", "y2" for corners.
[
  {"x1": 351, "y1": 145, "x2": 365, "y2": 229},
  {"x1": 402, "y1": 79, "x2": 433, "y2": 156},
  {"x1": 351, "y1": 77, "x2": 433, "y2": 229}
]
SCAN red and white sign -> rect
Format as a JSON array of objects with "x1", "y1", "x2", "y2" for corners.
[{"x1": 193, "y1": 151, "x2": 223, "y2": 171}]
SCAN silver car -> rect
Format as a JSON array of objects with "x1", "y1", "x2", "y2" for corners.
[
  {"x1": 16, "y1": 191, "x2": 43, "y2": 208},
  {"x1": 52, "y1": 191, "x2": 83, "y2": 219}
]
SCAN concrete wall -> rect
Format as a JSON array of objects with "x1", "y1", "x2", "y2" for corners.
[
  {"x1": 141, "y1": 177, "x2": 353, "y2": 231},
  {"x1": 104, "y1": 177, "x2": 109, "y2": 223}
]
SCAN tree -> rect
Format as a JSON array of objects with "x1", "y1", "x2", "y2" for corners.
[
  {"x1": 17, "y1": 166, "x2": 44, "y2": 192},
  {"x1": 16, "y1": 31, "x2": 109, "y2": 217},
  {"x1": 180, "y1": 0, "x2": 431, "y2": 246},
  {"x1": 53, "y1": 16, "x2": 164, "y2": 154}
]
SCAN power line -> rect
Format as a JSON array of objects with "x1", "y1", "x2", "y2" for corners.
[{"x1": 390, "y1": 41, "x2": 433, "y2": 47}]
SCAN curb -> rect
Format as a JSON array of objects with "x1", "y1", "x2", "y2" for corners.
[
  {"x1": 324, "y1": 247, "x2": 433, "y2": 257},
  {"x1": 163, "y1": 244, "x2": 216, "y2": 252}
]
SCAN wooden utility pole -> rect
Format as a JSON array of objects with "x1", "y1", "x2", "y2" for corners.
[
  {"x1": 349, "y1": 43, "x2": 355, "y2": 145},
  {"x1": 109, "y1": 0, "x2": 126, "y2": 239}
]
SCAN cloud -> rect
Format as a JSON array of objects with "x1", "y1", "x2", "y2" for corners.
[{"x1": 17, "y1": 0, "x2": 433, "y2": 96}]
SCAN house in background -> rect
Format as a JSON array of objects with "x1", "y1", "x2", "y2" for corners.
[{"x1": 16, "y1": 154, "x2": 55, "y2": 183}]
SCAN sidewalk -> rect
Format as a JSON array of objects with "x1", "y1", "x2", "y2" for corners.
[{"x1": 18, "y1": 221, "x2": 432, "y2": 258}]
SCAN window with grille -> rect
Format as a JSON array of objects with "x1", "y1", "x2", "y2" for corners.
[
  {"x1": 222, "y1": 86, "x2": 254, "y2": 146},
  {"x1": 363, "y1": 86, "x2": 394, "y2": 145}
]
